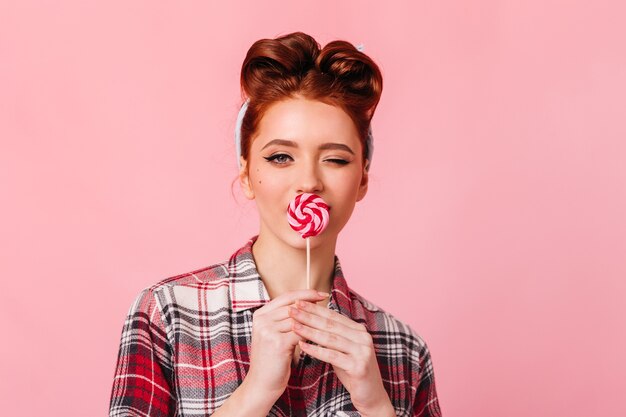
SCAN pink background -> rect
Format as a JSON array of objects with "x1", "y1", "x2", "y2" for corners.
[{"x1": 1, "y1": 1, "x2": 625, "y2": 416}]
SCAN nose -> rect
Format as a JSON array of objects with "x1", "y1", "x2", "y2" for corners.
[{"x1": 295, "y1": 160, "x2": 323, "y2": 194}]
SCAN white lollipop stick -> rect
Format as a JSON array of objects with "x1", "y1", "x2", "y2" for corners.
[
  {"x1": 286, "y1": 193, "x2": 330, "y2": 291},
  {"x1": 306, "y1": 237, "x2": 311, "y2": 290}
]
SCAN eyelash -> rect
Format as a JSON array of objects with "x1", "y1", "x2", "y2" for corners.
[
  {"x1": 263, "y1": 153, "x2": 349, "y2": 166},
  {"x1": 264, "y1": 154, "x2": 293, "y2": 165},
  {"x1": 327, "y1": 158, "x2": 350, "y2": 165}
]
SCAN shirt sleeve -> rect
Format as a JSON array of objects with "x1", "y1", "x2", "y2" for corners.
[
  {"x1": 109, "y1": 288, "x2": 177, "y2": 417},
  {"x1": 411, "y1": 335, "x2": 443, "y2": 416}
]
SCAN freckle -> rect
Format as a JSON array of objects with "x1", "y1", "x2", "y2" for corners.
[{"x1": 258, "y1": 180, "x2": 262, "y2": 184}]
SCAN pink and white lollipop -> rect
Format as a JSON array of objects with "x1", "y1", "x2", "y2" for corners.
[
  {"x1": 287, "y1": 193, "x2": 331, "y2": 290},
  {"x1": 287, "y1": 193, "x2": 330, "y2": 238}
]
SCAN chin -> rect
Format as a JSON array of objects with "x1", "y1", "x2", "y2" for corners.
[
  {"x1": 285, "y1": 232, "x2": 308, "y2": 249},
  {"x1": 290, "y1": 229, "x2": 337, "y2": 249}
]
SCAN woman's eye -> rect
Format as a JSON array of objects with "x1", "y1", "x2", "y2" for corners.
[
  {"x1": 263, "y1": 153, "x2": 293, "y2": 165},
  {"x1": 325, "y1": 158, "x2": 349, "y2": 165}
]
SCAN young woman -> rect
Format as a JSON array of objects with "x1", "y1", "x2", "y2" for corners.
[{"x1": 109, "y1": 31, "x2": 442, "y2": 417}]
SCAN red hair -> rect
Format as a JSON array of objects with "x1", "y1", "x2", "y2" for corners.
[{"x1": 238, "y1": 31, "x2": 383, "y2": 166}]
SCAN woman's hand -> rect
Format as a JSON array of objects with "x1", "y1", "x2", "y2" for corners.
[
  {"x1": 245, "y1": 289, "x2": 330, "y2": 398},
  {"x1": 288, "y1": 300, "x2": 395, "y2": 416}
]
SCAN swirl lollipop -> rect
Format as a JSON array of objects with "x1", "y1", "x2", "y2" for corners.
[
  {"x1": 287, "y1": 193, "x2": 330, "y2": 289},
  {"x1": 287, "y1": 193, "x2": 330, "y2": 238}
]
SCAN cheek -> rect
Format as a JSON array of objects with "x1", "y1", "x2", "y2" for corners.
[
  {"x1": 249, "y1": 167, "x2": 285, "y2": 203},
  {"x1": 335, "y1": 169, "x2": 363, "y2": 194},
  {"x1": 249, "y1": 165, "x2": 268, "y2": 189},
  {"x1": 329, "y1": 172, "x2": 362, "y2": 213}
]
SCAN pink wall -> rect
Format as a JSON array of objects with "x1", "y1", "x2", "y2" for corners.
[{"x1": 1, "y1": 1, "x2": 624, "y2": 416}]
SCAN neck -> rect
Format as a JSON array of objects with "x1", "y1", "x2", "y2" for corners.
[{"x1": 251, "y1": 229, "x2": 336, "y2": 300}]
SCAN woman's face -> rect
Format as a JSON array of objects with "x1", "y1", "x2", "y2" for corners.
[{"x1": 239, "y1": 97, "x2": 369, "y2": 249}]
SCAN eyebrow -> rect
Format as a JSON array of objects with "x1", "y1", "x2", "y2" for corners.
[{"x1": 261, "y1": 139, "x2": 355, "y2": 155}]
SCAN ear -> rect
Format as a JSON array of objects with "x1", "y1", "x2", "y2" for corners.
[
  {"x1": 356, "y1": 159, "x2": 369, "y2": 202},
  {"x1": 239, "y1": 157, "x2": 255, "y2": 200}
]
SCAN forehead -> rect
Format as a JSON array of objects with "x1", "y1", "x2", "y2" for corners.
[{"x1": 253, "y1": 98, "x2": 359, "y2": 146}]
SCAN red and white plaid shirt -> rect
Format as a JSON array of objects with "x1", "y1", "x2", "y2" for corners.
[{"x1": 109, "y1": 236, "x2": 442, "y2": 416}]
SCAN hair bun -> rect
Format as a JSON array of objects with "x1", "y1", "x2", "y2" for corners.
[
  {"x1": 237, "y1": 31, "x2": 382, "y2": 165},
  {"x1": 315, "y1": 41, "x2": 382, "y2": 117},
  {"x1": 241, "y1": 33, "x2": 320, "y2": 100}
]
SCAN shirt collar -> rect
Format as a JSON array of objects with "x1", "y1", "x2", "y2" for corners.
[{"x1": 227, "y1": 236, "x2": 353, "y2": 318}]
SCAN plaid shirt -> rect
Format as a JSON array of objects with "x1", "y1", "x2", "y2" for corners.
[{"x1": 109, "y1": 236, "x2": 442, "y2": 416}]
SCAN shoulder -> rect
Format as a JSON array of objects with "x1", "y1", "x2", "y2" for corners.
[
  {"x1": 129, "y1": 258, "x2": 232, "y2": 314},
  {"x1": 151, "y1": 259, "x2": 231, "y2": 291}
]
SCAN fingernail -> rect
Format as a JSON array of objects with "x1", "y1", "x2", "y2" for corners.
[{"x1": 318, "y1": 291, "x2": 330, "y2": 297}]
